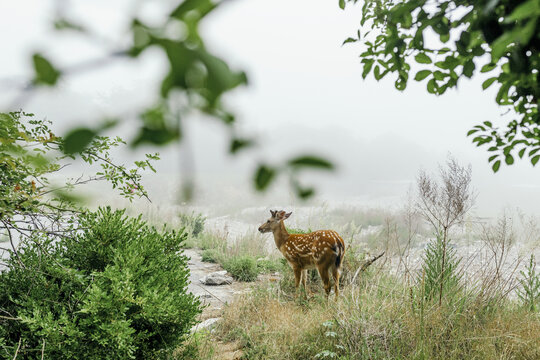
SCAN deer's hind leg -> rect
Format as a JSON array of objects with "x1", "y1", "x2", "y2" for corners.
[
  {"x1": 316, "y1": 264, "x2": 331, "y2": 298},
  {"x1": 331, "y1": 265, "x2": 341, "y2": 299}
]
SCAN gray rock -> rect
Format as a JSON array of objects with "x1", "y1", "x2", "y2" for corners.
[
  {"x1": 199, "y1": 271, "x2": 233, "y2": 285},
  {"x1": 191, "y1": 317, "x2": 221, "y2": 333}
]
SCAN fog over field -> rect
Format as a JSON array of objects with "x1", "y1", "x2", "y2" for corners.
[{"x1": 2, "y1": 0, "x2": 540, "y2": 216}]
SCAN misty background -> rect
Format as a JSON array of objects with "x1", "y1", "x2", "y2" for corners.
[{"x1": 1, "y1": 0, "x2": 540, "y2": 217}]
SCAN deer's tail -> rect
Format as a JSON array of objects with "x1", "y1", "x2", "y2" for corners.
[{"x1": 334, "y1": 240, "x2": 345, "y2": 268}]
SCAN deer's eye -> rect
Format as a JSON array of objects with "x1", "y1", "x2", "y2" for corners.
[{"x1": 267, "y1": 221, "x2": 270, "y2": 223}]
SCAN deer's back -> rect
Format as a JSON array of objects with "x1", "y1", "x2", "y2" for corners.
[{"x1": 280, "y1": 230, "x2": 345, "y2": 269}]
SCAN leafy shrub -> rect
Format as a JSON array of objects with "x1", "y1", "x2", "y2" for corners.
[
  {"x1": 420, "y1": 234, "x2": 462, "y2": 303},
  {"x1": 178, "y1": 212, "x2": 206, "y2": 237},
  {"x1": 518, "y1": 254, "x2": 540, "y2": 312},
  {"x1": 201, "y1": 249, "x2": 222, "y2": 263},
  {"x1": 0, "y1": 207, "x2": 201, "y2": 359},
  {"x1": 224, "y1": 256, "x2": 259, "y2": 282},
  {"x1": 287, "y1": 227, "x2": 311, "y2": 234},
  {"x1": 256, "y1": 258, "x2": 284, "y2": 274}
]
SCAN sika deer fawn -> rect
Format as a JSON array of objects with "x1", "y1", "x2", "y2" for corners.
[{"x1": 258, "y1": 210, "x2": 345, "y2": 299}]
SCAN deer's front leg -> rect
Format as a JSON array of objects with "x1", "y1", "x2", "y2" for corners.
[
  {"x1": 302, "y1": 269, "x2": 310, "y2": 297},
  {"x1": 293, "y1": 267, "x2": 302, "y2": 298}
]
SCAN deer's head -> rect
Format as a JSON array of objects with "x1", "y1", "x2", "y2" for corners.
[{"x1": 258, "y1": 210, "x2": 292, "y2": 233}]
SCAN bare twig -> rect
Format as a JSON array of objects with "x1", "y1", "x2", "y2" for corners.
[
  {"x1": 12, "y1": 338, "x2": 22, "y2": 360},
  {"x1": 351, "y1": 252, "x2": 385, "y2": 284},
  {"x1": 1, "y1": 221, "x2": 25, "y2": 269}
]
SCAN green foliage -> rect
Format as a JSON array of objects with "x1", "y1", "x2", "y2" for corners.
[
  {"x1": 286, "y1": 227, "x2": 311, "y2": 234},
  {"x1": 314, "y1": 321, "x2": 341, "y2": 359},
  {"x1": 224, "y1": 256, "x2": 259, "y2": 282},
  {"x1": 178, "y1": 212, "x2": 206, "y2": 237},
  {"x1": 63, "y1": 127, "x2": 97, "y2": 154},
  {"x1": 517, "y1": 254, "x2": 540, "y2": 312},
  {"x1": 419, "y1": 234, "x2": 462, "y2": 303},
  {"x1": 254, "y1": 164, "x2": 276, "y2": 191},
  {"x1": 201, "y1": 249, "x2": 222, "y2": 263},
  {"x1": 256, "y1": 258, "x2": 284, "y2": 274},
  {"x1": 344, "y1": 0, "x2": 540, "y2": 171},
  {"x1": 0, "y1": 111, "x2": 158, "y2": 219},
  {"x1": 32, "y1": 53, "x2": 61, "y2": 86},
  {"x1": 0, "y1": 207, "x2": 201, "y2": 359}
]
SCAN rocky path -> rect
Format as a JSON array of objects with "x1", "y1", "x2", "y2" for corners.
[
  {"x1": 184, "y1": 249, "x2": 248, "y2": 323},
  {"x1": 184, "y1": 249, "x2": 247, "y2": 359}
]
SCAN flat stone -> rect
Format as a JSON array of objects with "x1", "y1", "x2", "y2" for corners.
[
  {"x1": 191, "y1": 317, "x2": 221, "y2": 333},
  {"x1": 199, "y1": 271, "x2": 233, "y2": 285}
]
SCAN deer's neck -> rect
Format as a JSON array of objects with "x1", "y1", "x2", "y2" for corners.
[{"x1": 272, "y1": 220, "x2": 290, "y2": 250}]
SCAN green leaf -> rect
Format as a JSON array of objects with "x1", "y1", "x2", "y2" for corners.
[
  {"x1": 519, "y1": 148, "x2": 526, "y2": 158},
  {"x1": 532, "y1": 155, "x2": 540, "y2": 166},
  {"x1": 254, "y1": 165, "x2": 276, "y2": 191},
  {"x1": 463, "y1": 59, "x2": 475, "y2": 78},
  {"x1": 433, "y1": 70, "x2": 447, "y2": 81},
  {"x1": 342, "y1": 37, "x2": 357, "y2": 45},
  {"x1": 492, "y1": 160, "x2": 501, "y2": 172},
  {"x1": 288, "y1": 156, "x2": 334, "y2": 170},
  {"x1": 63, "y1": 128, "x2": 96, "y2": 154},
  {"x1": 296, "y1": 186, "x2": 315, "y2": 199},
  {"x1": 427, "y1": 78, "x2": 437, "y2": 94},
  {"x1": 230, "y1": 138, "x2": 254, "y2": 154},
  {"x1": 362, "y1": 59, "x2": 374, "y2": 79},
  {"x1": 54, "y1": 18, "x2": 85, "y2": 32},
  {"x1": 504, "y1": 0, "x2": 540, "y2": 23},
  {"x1": 467, "y1": 129, "x2": 479, "y2": 136},
  {"x1": 482, "y1": 77, "x2": 497, "y2": 90},
  {"x1": 32, "y1": 54, "x2": 61, "y2": 86},
  {"x1": 505, "y1": 154, "x2": 514, "y2": 165},
  {"x1": 414, "y1": 53, "x2": 432, "y2": 64},
  {"x1": 440, "y1": 33, "x2": 450, "y2": 43},
  {"x1": 132, "y1": 127, "x2": 179, "y2": 146},
  {"x1": 198, "y1": 49, "x2": 248, "y2": 106},
  {"x1": 339, "y1": 0, "x2": 346, "y2": 10},
  {"x1": 170, "y1": 0, "x2": 215, "y2": 20},
  {"x1": 414, "y1": 70, "x2": 431, "y2": 81},
  {"x1": 480, "y1": 63, "x2": 496, "y2": 73}
]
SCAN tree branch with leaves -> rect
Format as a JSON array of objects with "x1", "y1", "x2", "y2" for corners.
[{"x1": 342, "y1": 0, "x2": 540, "y2": 172}]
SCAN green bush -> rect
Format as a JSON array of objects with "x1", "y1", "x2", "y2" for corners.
[
  {"x1": 420, "y1": 233, "x2": 463, "y2": 304},
  {"x1": 518, "y1": 254, "x2": 540, "y2": 312},
  {"x1": 178, "y1": 212, "x2": 206, "y2": 237},
  {"x1": 256, "y1": 258, "x2": 284, "y2": 274},
  {"x1": 286, "y1": 227, "x2": 311, "y2": 234},
  {"x1": 201, "y1": 249, "x2": 222, "y2": 263},
  {"x1": 224, "y1": 256, "x2": 259, "y2": 282},
  {"x1": 0, "y1": 207, "x2": 201, "y2": 359}
]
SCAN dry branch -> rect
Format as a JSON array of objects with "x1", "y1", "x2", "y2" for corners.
[{"x1": 351, "y1": 252, "x2": 385, "y2": 284}]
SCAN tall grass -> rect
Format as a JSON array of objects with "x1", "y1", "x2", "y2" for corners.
[
  {"x1": 179, "y1": 207, "x2": 540, "y2": 360},
  {"x1": 205, "y1": 271, "x2": 540, "y2": 360},
  {"x1": 185, "y1": 222, "x2": 540, "y2": 360}
]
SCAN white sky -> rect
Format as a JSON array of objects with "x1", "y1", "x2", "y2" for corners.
[{"x1": 1, "y1": 0, "x2": 540, "y2": 216}]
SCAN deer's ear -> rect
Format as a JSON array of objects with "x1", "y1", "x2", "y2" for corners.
[
  {"x1": 284, "y1": 212, "x2": 292, "y2": 219},
  {"x1": 270, "y1": 210, "x2": 276, "y2": 217}
]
